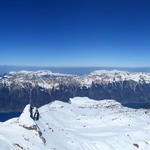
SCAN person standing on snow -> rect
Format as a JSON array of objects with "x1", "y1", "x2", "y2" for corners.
[
  {"x1": 30, "y1": 106, "x2": 33, "y2": 119},
  {"x1": 33, "y1": 108, "x2": 39, "y2": 120}
]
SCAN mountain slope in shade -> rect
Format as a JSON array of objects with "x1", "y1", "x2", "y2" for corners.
[{"x1": 0, "y1": 97, "x2": 150, "y2": 150}]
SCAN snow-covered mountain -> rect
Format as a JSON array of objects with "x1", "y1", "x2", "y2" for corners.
[
  {"x1": 2, "y1": 70, "x2": 73, "y2": 89},
  {"x1": 1, "y1": 70, "x2": 150, "y2": 112},
  {"x1": 0, "y1": 97, "x2": 150, "y2": 150},
  {"x1": 2, "y1": 69, "x2": 150, "y2": 88}
]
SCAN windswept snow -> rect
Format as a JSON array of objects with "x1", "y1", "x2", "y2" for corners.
[
  {"x1": 18, "y1": 104, "x2": 36, "y2": 127},
  {"x1": 0, "y1": 97, "x2": 150, "y2": 150}
]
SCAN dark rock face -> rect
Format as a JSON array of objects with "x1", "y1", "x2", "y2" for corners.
[{"x1": 1, "y1": 80, "x2": 150, "y2": 112}]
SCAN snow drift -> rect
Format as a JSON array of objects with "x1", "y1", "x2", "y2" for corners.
[{"x1": 0, "y1": 97, "x2": 150, "y2": 150}]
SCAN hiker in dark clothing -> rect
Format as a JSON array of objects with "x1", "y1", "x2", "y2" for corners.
[
  {"x1": 30, "y1": 106, "x2": 33, "y2": 119},
  {"x1": 33, "y1": 108, "x2": 39, "y2": 121}
]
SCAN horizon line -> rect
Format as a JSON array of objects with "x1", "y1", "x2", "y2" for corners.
[{"x1": 1, "y1": 65, "x2": 150, "y2": 68}]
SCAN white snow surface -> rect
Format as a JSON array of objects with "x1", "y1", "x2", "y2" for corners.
[
  {"x1": 18, "y1": 104, "x2": 36, "y2": 127},
  {"x1": 0, "y1": 97, "x2": 150, "y2": 150}
]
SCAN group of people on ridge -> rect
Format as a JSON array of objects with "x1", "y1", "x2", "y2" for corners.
[{"x1": 30, "y1": 106, "x2": 39, "y2": 121}]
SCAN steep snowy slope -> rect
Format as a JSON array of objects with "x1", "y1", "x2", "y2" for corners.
[{"x1": 0, "y1": 97, "x2": 150, "y2": 150}]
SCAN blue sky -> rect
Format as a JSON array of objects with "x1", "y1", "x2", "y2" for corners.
[{"x1": 0, "y1": 0, "x2": 150, "y2": 67}]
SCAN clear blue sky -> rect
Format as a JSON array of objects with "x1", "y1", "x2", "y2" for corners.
[{"x1": 0, "y1": 0, "x2": 150, "y2": 67}]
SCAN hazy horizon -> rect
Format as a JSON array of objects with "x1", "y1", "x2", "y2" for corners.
[{"x1": 2, "y1": 65, "x2": 150, "y2": 75}]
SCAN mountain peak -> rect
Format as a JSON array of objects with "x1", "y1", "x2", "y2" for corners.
[{"x1": 18, "y1": 104, "x2": 36, "y2": 127}]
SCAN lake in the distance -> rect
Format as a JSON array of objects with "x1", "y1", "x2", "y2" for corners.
[{"x1": 0, "y1": 112, "x2": 21, "y2": 122}]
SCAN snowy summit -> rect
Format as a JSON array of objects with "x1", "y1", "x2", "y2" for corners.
[{"x1": 0, "y1": 97, "x2": 150, "y2": 150}]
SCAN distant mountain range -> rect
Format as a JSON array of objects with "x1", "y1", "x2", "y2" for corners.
[{"x1": 1, "y1": 70, "x2": 150, "y2": 112}]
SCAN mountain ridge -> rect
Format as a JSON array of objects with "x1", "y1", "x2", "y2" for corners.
[{"x1": 1, "y1": 70, "x2": 150, "y2": 112}]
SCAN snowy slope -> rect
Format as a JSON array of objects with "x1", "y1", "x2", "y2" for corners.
[{"x1": 0, "y1": 97, "x2": 150, "y2": 150}]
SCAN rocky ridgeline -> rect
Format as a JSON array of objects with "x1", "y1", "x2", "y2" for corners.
[{"x1": 1, "y1": 70, "x2": 150, "y2": 112}]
